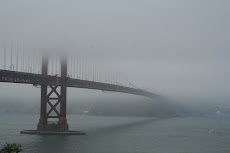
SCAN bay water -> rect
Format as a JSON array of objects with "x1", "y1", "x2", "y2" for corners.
[{"x1": 0, "y1": 114, "x2": 230, "y2": 153}]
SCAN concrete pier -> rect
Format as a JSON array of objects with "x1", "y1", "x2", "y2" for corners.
[{"x1": 20, "y1": 130, "x2": 86, "y2": 135}]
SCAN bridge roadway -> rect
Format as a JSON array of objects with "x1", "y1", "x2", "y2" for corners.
[{"x1": 0, "y1": 70, "x2": 159, "y2": 98}]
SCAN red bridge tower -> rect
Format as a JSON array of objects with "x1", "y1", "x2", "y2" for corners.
[{"x1": 37, "y1": 56, "x2": 68, "y2": 132}]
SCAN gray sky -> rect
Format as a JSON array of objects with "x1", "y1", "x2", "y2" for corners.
[{"x1": 0, "y1": 0, "x2": 230, "y2": 103}]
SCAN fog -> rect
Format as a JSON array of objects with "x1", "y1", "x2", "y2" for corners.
[{"x1": 0, "y1": 0, "x2": 230, "y2": 115}]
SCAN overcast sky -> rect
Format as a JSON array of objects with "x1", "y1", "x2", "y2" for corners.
[{"x1": 0, "y1": 0, "x2": 230, "y2": 103}]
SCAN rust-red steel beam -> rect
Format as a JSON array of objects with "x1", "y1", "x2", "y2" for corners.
[
  {"x1": 38, "y1": 56, "x2": 48, "y2": 125},
  {"x1": 59, "y1": 56, "x2": 67, "y2": 125}
]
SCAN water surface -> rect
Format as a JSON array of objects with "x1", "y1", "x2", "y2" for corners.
[{"x1": 0, "y1": 114, "x2": 230, "y2": 153}]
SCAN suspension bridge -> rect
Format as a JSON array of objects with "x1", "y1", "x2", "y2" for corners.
[{"x1": 0, "y1": 41, "x2": 160, "y2": 135}]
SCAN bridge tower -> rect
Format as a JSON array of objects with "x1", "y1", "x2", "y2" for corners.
[{"x1": 37, "y1": 55, "x2": 68, "y2": 132}]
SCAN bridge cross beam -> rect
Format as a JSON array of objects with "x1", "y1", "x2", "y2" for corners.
[
  {"x1": 46, "y1": 85, "x2": 60, "y2": 118},
  {"x1": 37, "y1": 55, "x2": 68, "y2": 132}
]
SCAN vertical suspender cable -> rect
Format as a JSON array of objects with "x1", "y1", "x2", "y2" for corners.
[
  {"x1": 79, "y1": 59, "x2": 81, "y2": 79},
  {"x1": 70, "y1": 59, "x2": 72, "y2": 78},
  {"x1": 4, "y1": 40, "x2": 6, "y2": 70},
  {"x1": 52, "y1": 56, "x2": 53, "y2": 75},
  {"x1": 81, "y1": 59, "x2": 83, "y2": 79},
  {"x1": 31, "y1": 53, "x2": 33, "y2": 73},
  {"x1": 74, "y1": 59, "x2": 76, "y2": 79},
  {"x1": 22, "y1": 50, "x2": 24, "y2": 72},
  {"x1": 56, "y1": 55, "x2": 58, "y2": 75},
  {"x1": 16, "y1": 41, "x2": 18, "y2": 71},
  {"x1": 10, "y1": 41, "x2": 13, "y2": 70},
  {"x1": 88, "y1": 63, "x2": 90, "y2": 81}
]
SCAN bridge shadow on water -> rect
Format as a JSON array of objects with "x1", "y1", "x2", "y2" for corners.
[
  {"x1": 23, "y1": 117, "x2": 168, "y2": 153},
  {"x1": 87, "y1": 117, "x2": 161, "y2": 136}
]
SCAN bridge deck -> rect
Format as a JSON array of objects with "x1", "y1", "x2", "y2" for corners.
[{"x1": 0, "y1": 70, "x2": 159, "y2": 98}]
